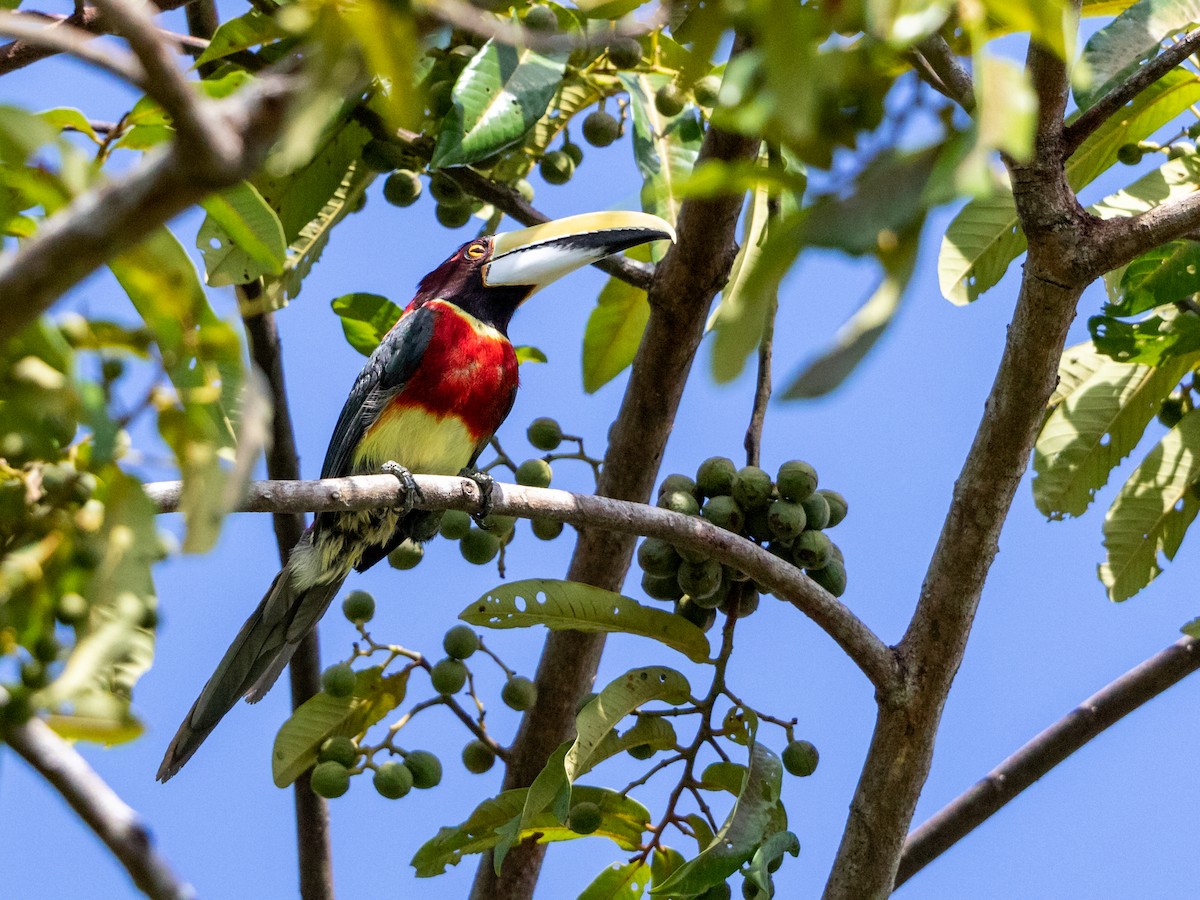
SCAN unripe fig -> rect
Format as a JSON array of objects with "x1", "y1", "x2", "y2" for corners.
[
  {"x1": 782, "y1": 739, "x2": 819, "y2": 776},
  {"x1": 695, "y1": 455, "x2": 736, "y2": 497},
  {"x1": 642, "y1": 570, "x2": 684, "y2": 601},
  {"x1": 531, "y1": 517, "x2": 564, "y2": 540},
  {"x1": 516, "y1": 458, "x2": 552, "y2": 487},
  {"x1": 818, "y1": 489, "x2": 847, "y2": 527},
  {"x1": 655, "y1": 82, "x2": 686, "y2": 117},
  {"x1": 527, "y1": 417, "x2": 563, "y2": 450},
  {"x1": 800, "y1": 492, "x2": 831, "y2": 530},
  {"x1": 659, "y1": 473, "x2": 698, "y2": 497},
  {"x1": 702, "y1": 495, "x2": 745, "y2": 533},
  {"x1": 792, "y1": 530, "x2": 832, "y2": 569},
  {"x1": 311, "y1": 761, "x2": 351, "y2": 798},
  {"x1": 430, "y1": 657, "x2": 468, "y2": 695},
  {"x1": 406, "y1": 750, "x2": 442, "y2": 788},
  {"x1": 659, "y1": 490, "x2": 700, "y2": 517},
  {"x1": 767, "y1": 500, "x2": 806, "y2": 543},
  {"x1": 776, "y1": 460, "x2": 817, "y2": 502},
  {"x1": 460, "y1": 527, "x2": 500, "y2": 565},
  {"x1": 607, "y1": 36, "x2": 642, "y2": 69},
  {"x1": 318, "y1": 736, "x2": 358, "y2": 768},
  {"x1": 436, "y1": 202, "x2": 472, "y2": 228},
  {"x1": 439, "y1": 509, "x2": 472, "y2": 540},
  {"x1": 443, "y1": 624, "x2": 480, "y2": 660},
  {"x1": 678, "y1": 558, "x2": 723, "y2": 600},
  {"x1": 362, "y1": 139, "x2": 409, "y2": 172},
  {"x1": 539, "y1": 150, "x2": 574, "y2": 185},
  {"x1": 568, "y1": 801, "x2": 602, "y2": 834},
  {"x1": 637, "y1": 537, "x2": 682, "y2": 577},
  {"x1": 373, "y1": 761, "x2": 413, "y2": 798},
  {"x1": 582, "y1": 110, "x2": 620, "y2": 147},
  {"x1": 383, "y1": 170, "x2": 422, "y2": 206},
  {"x1": 732, "y1": 466, "x2": 773, "y2": 510},
  {"x1": 502, "y1": 675, "x2": 537, "y2": 711},
  {"x1": 321, "y1": 663, "x2": 356, "y2": 698},
  {"x1": 387, "y1": 540, "x2": 423, "y2": 570},
  {"x1": 341, "y1": 590, "x2": 376, "y2": 624},
  {"x1": 462, "y1": 739, "x2": 496, "y2": 774},
  {"x1": 808, "y1": 558, "x2": 847, "y2": 597}
]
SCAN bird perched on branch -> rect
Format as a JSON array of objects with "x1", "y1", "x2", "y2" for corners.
[{"x1": 157, "y1": 210, "x2": 674, "y2": 781}]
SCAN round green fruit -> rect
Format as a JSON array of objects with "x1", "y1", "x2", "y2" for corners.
[
  {"x1": 362, "y1": 138, "x2": 409, "y2": 172},
  {"x1": 694, "y1": 74, "x2": 721, "y2": 108},
  {"x1": 742, "y1": 876, "x2": 772, "y2": 899},
  {"x1": 655, "y1": 82, "x2": 687, "y2": 117},
  {"x1": 341, "y1": 591, "x2": 376, "y2": 626},
  {"x1": 678, "y1": 558, "x2": 723, "y2": 600},
  {"x1": 638, "y1": 537, "x2": 682, "y2": 577},
  {"x1": 481, "y1": 513, "x2": 516, "y2": 539},
  {"x1": 642, "y1": 570, "x2": 684, "y2": 601},
  {"x1": 310, "y1": 761, "x2": 351, "y2": 798},
  {"x1": 782, "y1": 739, "x2": 819, "y2": 777},
  {"x1": 383, "y1": 170, "x2": 422, "y2": 207},
  {"x1": 808, "y1": 558, "x2": 847, "y2": 597},
  {"x1": 430, "y1": 657, "x2": 468, "y2": 695},
  {"x1": 607, "y1": 36, "x2": 642, "y2": 69},
  {"x1": 429, "y1": 172, "x2": 465, "y2": 205},
  {"x1": 568, "y1": 801, "x2": 603, "y2": 835},
  {"x1": 539, "y1": 150, "x2": 574, "y2": 185},
  {"x1": 659, "y1": 490, "x2": 700, "y2": 517},
  {"x1": 462, "y1": 739, "x2": 496, "y2": 774},
  {"x1": 33, "y1": 634, "x2": 59, "y2": 664},
  {"x1": 696, "y1": 455, "x2": 736, "y2": 497},
  {"x1": 800, "y1": 493, "x2": 831, "y2": 530},
  {"x1": 373, "y1": 761, "x2": 413, "y2": 799},
  {"x1": 582, "y1": 110, "x2": 620, "y2": 147},
  {"x1": 20, "y1": 660, "x2": 48, "y2": 689},
  {"x1": 321, "y1": 663, "x2": 356, "y2": 698},
  {"x1": 732, "y1": 466, "x2": 773, "y2": 510},
  {"x1": 767, "y1": 500, "x2": 807, "y2": 543},
  {"x1": 460, "y1": 527, "x2": 501, "y2": 565},
  {"x1": 676, "y1": 596, "x2": 717, "y2": 631},
  {"x1": 818, "y1": 489, "x2": 847, "y2": 527},
  {"x1": 439, "y1": 509, "x2": 472, "y2": 540},
  {"x1": 387, "y1": 540, "x2": 424, "y2": 570},
  {"x1": 627, "y1": 742, "x2": 654, "y2": 760},
  {"x1": 101, "y1": 357, "x2": 125, "y2": 382},
  {"x1": 659, "y1": 473, "x2": 697, "y2": 496},
  {"x1": 563, "y1": 141, "x2": 584, "y2": 166},
  {"x1": 406, "y1": 750, "x2": 443, "y2": 789},
  {"x1": 776, "y1": 460, "x2": 817, "y2": 502},
  {"x1": 426, "y1": 79, "x2": 455, "y2": 116},
  {"x1": 436, "y1": 202, "x2": 473, "y2": 228},
  {"x1": 1159, "y1": 396, "x2": 1186, "y2": 428},
  {"x1": 1116, "y1": 142, "x2": 1143, "y2": 165},
  {"x1": 443, "y1": 624, "x2": 479, "y2": 660},
  {"x1": 318, "y1": 735, "x2": 358, "y2": 768},
  {"x1": 516, "y1": 458, "x2": 552, "y2": 487},
  {"x1": 524, "y1": 4, "x2": 557, "y2": 29},
  {"x1": 702, "y1": 495, "x2": 745, "y2": 533},
  {"x1": 531, "y1": 517, "x2": 564, "y2": 540},
  {"x1": 502, "y1": 675, "x2": 538, "y2": 711},
  {"x1": 527, "y1": 417, "x2": 563, "y2": 450},
  {"x1": 791, "y1": 530, "x2": 832, "y2": 570}
]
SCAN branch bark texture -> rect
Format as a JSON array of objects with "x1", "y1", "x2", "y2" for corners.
[
  {"x1": 896, "y1": 634, "x2": 1200, "y2": 888},
  {"x1": 4, "y1": 715, "x2": 194, "y2": 900}
]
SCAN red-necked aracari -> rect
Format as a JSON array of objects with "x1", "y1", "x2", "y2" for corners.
[{"x1": 157, "y1": 210, "x2": 675, "y2": 781}]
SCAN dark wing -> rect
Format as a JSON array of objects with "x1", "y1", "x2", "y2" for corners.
[{"x1": 320, "y1": 305, "x2": 436, "y2": 480}]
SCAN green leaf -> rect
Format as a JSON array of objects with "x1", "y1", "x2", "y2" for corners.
[
  {"x1": 1112, "y1": 241, "x2": 1200, "y2": 317},
  {"x1": 582, "y1": 277, "x2": 649, "y2": 393},
  {"x1": 411, "y1": 786, "x2": 649, "y2": 877},
  {"x1": 566, "y1": 666, "x2": 691, "y2": 782},
  {"x1": 651, "y1": 741, "x2": 785, "y2": 896},
  {"x1": 253, "y1": 119, "x2": 374, "y2": 312},
  {"x1": 36, "y1": 107, "x2": 99, "y2": 143},
  {"x1": 272, "y1": 666, "x2": 408, "y2": 787},
  {"x1": 697, "y1": 761, "x2": 747, "y2": 795},
  {"x1": 1090, "y1": 306, "x2": 1200, "y2": 365},
  {"x1": 109, "y1": 229, "x2": 242, "y2": 553},
  {"x1": 1182, "y1": 616, "x2": 1200, "y2": 637},
  {"x1": 197, "y1": 181, "x2": 287, "y2": 286},
  {"x1": 940, "y1": 70, "x2": 1200, "y2": 304},
  {"x1": 650, "y1": 847, "x2": 687, "y2": 891},
  {"x1": 341, "y1": 0, "x2": 420, "y2": 132},
  {"x1": 744, "y1": 831, "x2": 801, "y2": 894},
  {"x1": 709, "y1": 175, "x2": 773, "y2": 385},
  {"x1": 195, "y1": 8, "x2": 282, "y2": 66},
  {"x1": 0, "y1": 105, "x2": 59, "y2": 163},
  {"x1": 574, "y1": 715, "x2": 677, "y2": 778},
  {"x1": 1033, "y1": 352, "x2": 1196, "y2": 518},
  {"x1": 781, "y1": 236, "x2": 918, "y2": 398},
  {"x1": 431, "y1": 39, "x2": 568, "y2": 168},
  {"x1": 577, "y1": 860, "x2": 652, "y2": 899},
  {"x1": 576, "y1": 0, "x2": 654, "y2": 17},
  {"x1": 1100, "y1": 408, "x2": 1200, "y2": 600},
  {"x1": 514, "y1": 345, "x2": 547, "y2": 364},
  {"x1": 522, "y1": 72, "x2": 605, "y2": 158},
  {"x1": 1076, "y1": 0, "x2": 1200, "y2": 110},
  {"x1": 981, "y1": 0, "x2": 1072, "y2": 58},
  {"x1": 461, "y1": 579, "x2": 712, "y2": 664},
  {"x1": 331, "y1": 293, "x2": 403, "y2": 356},
  {"x1": 619, "y1": 72, "x2": 704, "y2": 245},
  {"x1": 492, "y1": 742, "x2": 574, "y2": 873}
]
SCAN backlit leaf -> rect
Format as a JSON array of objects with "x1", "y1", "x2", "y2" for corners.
[
  {"x1": 331, "y1": 293, "x2": 403, "y2": 356},
  {"x1": 582, "y1": 276, "x2": 649, "y2": 393},
  {"x1": 197, "y1": 181, "x2": 287, "y2": 286}
]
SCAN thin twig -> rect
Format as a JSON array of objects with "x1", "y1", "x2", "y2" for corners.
[
  {"x1": 143, "y1": 473, "x2": 897, "y2": 694},
  {"x1": 4, "y1": 715, "x2": 194, "y2": 900},
  {"x1": 896, "y1": 634, "x2": 1200, "y2": 888},
  {"x1": 1065, "y1": 27, "x2": 1200, "y2": 156},
  {"x1": 744, "y1": 146, "x2": 782, "y2": 467},
  {"x1": 914, "y1": 34, "x2": 975, "y2": 113},
  {"x1": 0, "y1": 9, "x2": 145, "y2": 85}
]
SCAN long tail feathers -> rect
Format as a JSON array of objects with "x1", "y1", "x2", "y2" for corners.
[{"x1": 156, "y1": 558, "x2": 345, "y2": 782}]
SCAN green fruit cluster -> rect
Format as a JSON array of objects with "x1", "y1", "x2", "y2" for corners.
[
  {"x1": 312, "y1": 747, "x2": 445, "y2": 800},
  {"x1": 637, "y1": 457, "x2": 850, "y2": 625}
]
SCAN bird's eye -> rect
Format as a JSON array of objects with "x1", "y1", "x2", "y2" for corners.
[{"x1": 466, "y1": 241, "x2": 487, "y2": 260}]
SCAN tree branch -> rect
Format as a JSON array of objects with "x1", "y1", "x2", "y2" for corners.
[
  {"x1": 241, "y1": 301, "x2": 334, "y2": 900},
  {"x1": 914, "y1": 34, "x2": 975, "y2": 113},
  {"x1": 0, "y1": 70, "x2": 297, "y2": 344},
  {"x1": 3, "y1": 714, "x2": 194, "y2": 900},
  {"x1": 1064, "y1": 27, "x2": 1200, "y2": 157},
  {"x1": 896, "y1": 634, "x2": 1200, "y2": 887},
  {"x1": 823, "y1": 18, "x2": 1090, "y2": 897},
  {"x1": 143, "y1": 473, "x2": 896, "y2": 691},
  {"x1": 0, "y1": 10, "x2": 146, "y2": 85}
]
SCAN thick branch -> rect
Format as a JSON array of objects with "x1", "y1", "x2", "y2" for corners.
[
  {"x1": 144, "y1": 473, "x2": 895, "y2": 689},
  {"x1": 3, "y1": 715, "x2": 194, "y2": 900},
  {"x1": 0, "y1": 72, "x2": 296, "y2": 344},
  {"x1": 1064, "y1": 27, "x2": 1200, "y2": 156},
  {"x1": 241, "y1": 305, "x2": 334, "y2": 900},
  {"x1": 896, "y1": 635, "x2": 1200, "y2": 888},
  {"x1": 823, "y1": 20, "x2": 1087, "y2": 897}
]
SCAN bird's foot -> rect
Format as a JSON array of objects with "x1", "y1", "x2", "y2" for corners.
[
  {"x1": 458, "y1": 467, "x2": 494, "y2": 524},
  {"x1": 381, "y1": 461, "x2": 421, "y2": 514}
]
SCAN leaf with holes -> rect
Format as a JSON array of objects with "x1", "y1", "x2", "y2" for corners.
[
  {"x1": 1100, "y1": 409, "x2": 1200, "y2": 600},
  {"x1": 582, "y1": 276, "x2": 649, "y2": 393},
  {"x1": 331, "y1": 293, "x2": 403, "y2": 356},
  {"x1": 411, "y1": 786, "x2": 649, "y2": 877},
  {"x1": 197, "y1": 181, "x2": 287, "y2": 286},
  {"x1": 1033, "y1": 352, "x2": 1197, "y2": 518},
  {"x1": 650, "y1": 741, "x2": 785, "y2": 896},
  {"x1": 1112, "y1": 241, "x2": 1200, "y2": 317},
  {"x1": 461, "y1": 579, "x2": 712, "y2": 663},
  {"x1": 578, "y1": 860, "x2": 652, "y2": 899},
  {"x1": 431, "y1": 40, "x2": 567, "y2": 168},
  {"x1": 573, "y1": 714, "x2": 677, "y2": 778},
  {"x1": 272, "y1": 666, "x2": 408, "y2": 787},
  {"x1": 940, "y1": 70, "x2": 1200, "y2": 304},
  {"x1": 566, "y1": 666, "x2": 691, "y2": 782}
]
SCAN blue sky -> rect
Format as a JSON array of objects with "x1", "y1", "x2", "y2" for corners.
[{"x1": 3, "y1": 9, "x2": 1200, "y2": 898}]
